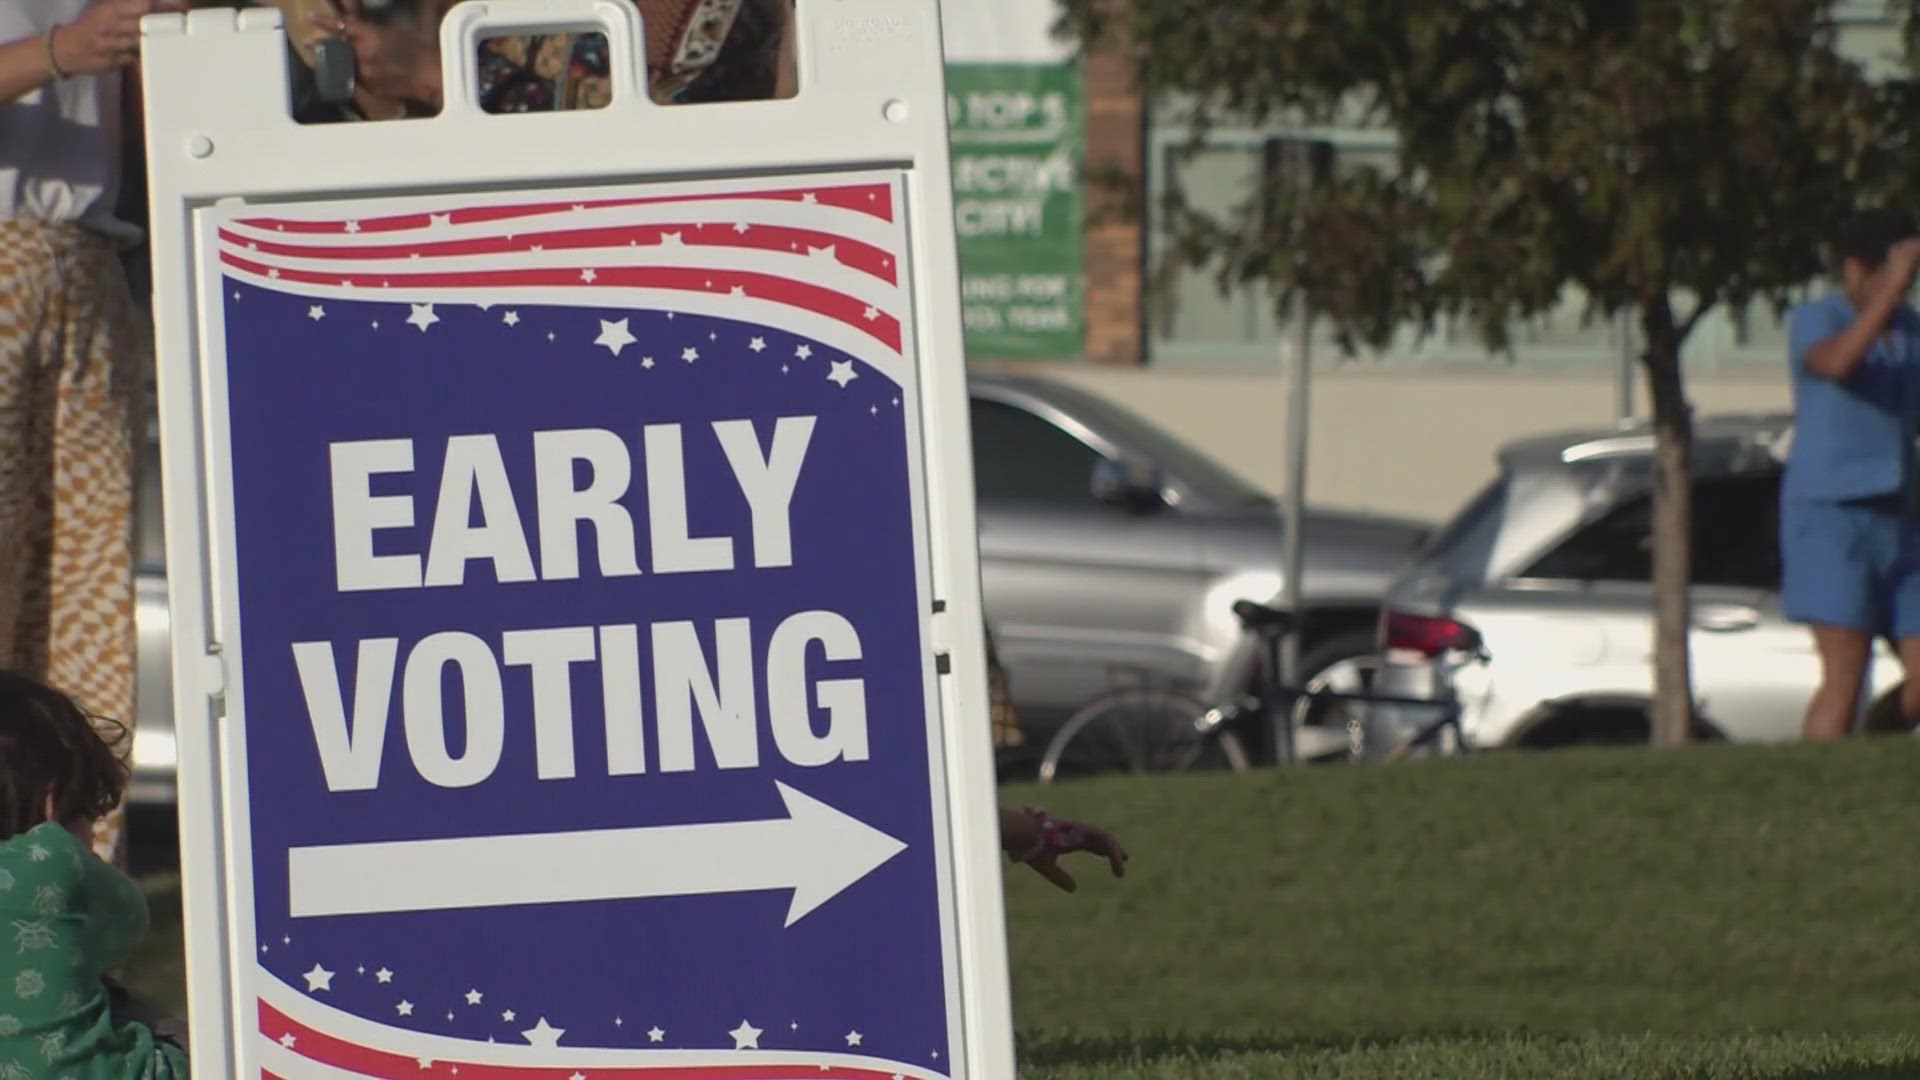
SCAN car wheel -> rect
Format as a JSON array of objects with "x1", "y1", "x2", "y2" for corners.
[{"x1": 1517, "y1": 705, "x2": 1721, "y2": 748}]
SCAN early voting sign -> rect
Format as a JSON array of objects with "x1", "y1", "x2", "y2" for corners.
[{"x1": 139, "y1": 3, "x2": 1014, "y2": 1077}]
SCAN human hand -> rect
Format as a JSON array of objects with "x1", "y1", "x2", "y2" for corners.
[
  {"x1": 310, "y1": 0, "x2": 445, "y2": 110},
  {"x1": 1890, "y1": 237, "x2": 1920, "y2": 275},
  {"x1": 51, "y1": 0, "x2": 181, "y2": 78},
  {"x1": 1007, "y1": 807, "x2": 1128, "y2": 893}
]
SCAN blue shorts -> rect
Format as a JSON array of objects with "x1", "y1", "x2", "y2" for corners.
[{"x1": 1780, "y1": 496, "x2": 1920, "y2": 639}]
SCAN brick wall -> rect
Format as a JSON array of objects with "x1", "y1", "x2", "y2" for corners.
[{"x1": 1080, "y1": 38, "x2": 1146, "y2": 368}]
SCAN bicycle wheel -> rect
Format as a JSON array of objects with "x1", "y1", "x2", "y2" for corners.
[{"x1": 1037, "y1": 688, "x2": 1250, "y2": 783}]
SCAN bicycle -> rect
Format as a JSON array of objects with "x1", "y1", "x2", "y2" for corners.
[{"x1": 1036, "y1": 599, "x2": 1486, "y2": 782}]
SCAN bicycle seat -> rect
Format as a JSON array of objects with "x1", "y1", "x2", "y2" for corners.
[{"x1": 1231, "y1": 599, "x2": 1296, "y2": 633}]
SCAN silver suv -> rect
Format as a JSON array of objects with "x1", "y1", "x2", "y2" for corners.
[{"x1": 1372, "y1": 413, "x2": 1905, "y2": 749}]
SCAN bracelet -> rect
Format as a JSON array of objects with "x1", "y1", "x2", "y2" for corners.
[
  {"x1": 1009, "y1": 807, "x2": 1051, "y2": 863},
  {"x1": 44, "y1": 25, "x2": 68, "y2": 81}
]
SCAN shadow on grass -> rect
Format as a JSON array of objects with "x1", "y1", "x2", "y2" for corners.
[{"x1": 1753, "y1": 1069, "x2": 1920, "y2": 1080}]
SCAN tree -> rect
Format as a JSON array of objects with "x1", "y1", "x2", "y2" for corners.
[{"x1": 1060, "y1": 0, "x2": 1920, "y2": 745}]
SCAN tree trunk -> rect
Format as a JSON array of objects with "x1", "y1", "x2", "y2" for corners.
[{"x1": 1640, "y1": 297, "x2": 1695, "y2": 747}]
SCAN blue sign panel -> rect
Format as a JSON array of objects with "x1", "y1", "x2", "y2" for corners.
[{"x1": 206, "y1": 174, "x2": 960, "y2": 1078}]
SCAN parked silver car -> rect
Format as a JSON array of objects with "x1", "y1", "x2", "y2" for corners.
[
  {"x1": 1371, "y1": 413, "x2": 1905, "y2": 750},
  {"x1": 124, "y1": 372, "x2": 1433, "y2": 801},
  {"x1": 968, "y1": 373, "x2": 1432, "y2": 761}
]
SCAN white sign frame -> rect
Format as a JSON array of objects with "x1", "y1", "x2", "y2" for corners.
[{"x1": 139, "y1": 3, "x2": 1012, "y2": 1075}]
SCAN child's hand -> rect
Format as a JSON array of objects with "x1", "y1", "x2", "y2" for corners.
[{"x1": 1006, "y1": 807, "x2": 1128, "y2": 893}]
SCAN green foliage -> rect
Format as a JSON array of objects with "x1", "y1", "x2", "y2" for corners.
[{"x1": 1062, "y1": 0, "x2": 1920, "y2": 355}]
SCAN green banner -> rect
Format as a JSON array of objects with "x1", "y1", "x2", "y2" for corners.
[{"x1": 945, "y1": 63, "x2": 1085, "y2": 361}]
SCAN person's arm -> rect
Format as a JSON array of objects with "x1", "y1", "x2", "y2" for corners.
[
  {"x1": 1803, "y1": 238, "x2": 1920, "y2": 381},
  {"x1": 0, "y1": 31, "x2": 60, "y2": 105},
  {"x1": 0, "y1": 0, "x2": 160, "y2": 108}
]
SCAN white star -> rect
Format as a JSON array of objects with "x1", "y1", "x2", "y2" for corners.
[
  {"x1": 870, "y1": 405, "x2": 878, "y2": 415},
  {"x1": 571, "y1": 203, "x2": 585, "y2": 211},
  {"x1": 248, "y1": 241, "x2": 258, "y2": 250},
  {"x1": 729, "y1": 1020, "x2": 762, "y2": 1050},
  {"x1": 396, "y1": 1000, "x2": 414, "y2": 1016},
  {"x1": 828, "y1": 360, "x2": 857, "y2": 388},
  {"x1": 466, "y1": 989, "x2": 483, "y2": 1005},
  {"x1": 581, "y1": 268, "x2": 598, "y2": 283},
  {"x1": 733, "y1": 222, "x2": 750, "y2": 234},
  {"x1": 409, "y1": 252, "x2": 421, "y2": 259},
  {"x1": 641, "y1": 356, "x2": 655, "y2": 368},
  {"x1": 790, "y1": 1021, "x2": 798, "y2": 1031},
  {"x1": 345, "y1": 221, "x2": 361, "y2": 234},
  {"x1": 279, "y1": 1033, "x2": 296, "y2": 1048},
  {"x1": 502, "y1": 1009, "x2": 515, "y2": 1022},
  {"x1": 802, "y1": 192, "x2": 818, "y2": 204},
  {"x1": 307, "y1": 304, "x2": 326, "y2": 321},
  {"x1": 530, "y1": 244, "x2": 544, "y2": 252},
  {"x1": 429, "y1": 213, "x2": 451, "y2": 229},
  {"x1": 406, "y1": 303, "x2": 439, "y2": 332},
  {"x1": 302, "y1": 964, "x2": 334, "y2": 992},
  {"x1": 708, "y1": 331, "x2": 717, "y2": 340},
  {"x1": 232, "y1": 291, "x2": 240, "y2": 300},
  {"x1": 357, "y1": 966, "x2": 366, "y2": 975},
  {"x1": 845, "y1": 1030, "x2": 863, "y2": 1047},
  {"x1": 283, "y1": 936, "x2": 290, "y2": 945},
  {"x1": 682, "y1": 346, "x2": 699, "y2": 363},
  {"x1": 781, "y1": 364, "x2": 789, "y2": 373},
  {"x1": 547, "y1": 331, "x2": 556, "y2": 342},
  {"x1": 795, "y1": 344, "x2": 813, "y2": 359},
  {"x1": 863, "y1": 305, "x2": 879, "y2": 321},
  {"x1": 522, "y1": 1017, "x2": 565, "y2": 1048},
  {"x1": 260, "y1": 944, "x2": 268, "y2": 953},
  {"x1": 729, "y1": 285, "x2": 746, "y2": 298},
  {"x1": 503, "y1": 311, "x2": 520, "y2": 326},
  {"x1": 475, "y1": 302, "x2": 492, "y2": 311},
  {"x1": 647, "y1": 1027, "x2": 665, "y2": 1043},
  {"x1": 375, "y1": 968, "x2": 393, "y2": 984},
  {"x1": 749, "y1": 336, "x2": 766, "y2": 353},
  {"x1": 570, "y1": 1074, "x2": 586, "y2": 1080},
  {"x1": 807, "y1": 244, "x2": 837, "y2": 262},
  {"x1": 615, "y1": 1017, "x2": 623, "y2": 1027},
  {"x1": 659, "y1": 231, "x2": 683, "y2": 246},
  {"x1": 416, "y1": 1057, "x2": 432, "y2": 1069},
  {"x1": 371, "y1": 320, "x2": 380, "y2": 329},
  {"x1": 595, "y1": 318, "x2": 637, "y2": 356},
  {"x1": 342, "y1": 278, "x2": 354, "y2": 288},
  {"x1": 267, "y1": 268, "x2": 281, "y2": 279}
]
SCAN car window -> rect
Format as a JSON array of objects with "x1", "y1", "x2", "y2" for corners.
[
  {"x1": 1416, "y1": 475, "x2": 1507, "y2": 580},
  {"x1": 1520, "y1": 472, "x2": 1782, "y2": 588},
  {"x1": 969, "y1": 398, "x2": 1108, "y2": 504}
]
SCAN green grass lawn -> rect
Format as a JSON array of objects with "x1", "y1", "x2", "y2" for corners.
[{"x1": 128, "y1": 738, "x2": 1920, "y2": 1077}]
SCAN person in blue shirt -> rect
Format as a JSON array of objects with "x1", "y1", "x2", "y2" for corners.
[{"x1": 1783, "y1": 209, "x2": 1920, "y2": 740}]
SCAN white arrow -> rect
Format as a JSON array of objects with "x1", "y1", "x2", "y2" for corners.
[{"x1": 286, "y1": 783, "x2": 907, "y2": 927}]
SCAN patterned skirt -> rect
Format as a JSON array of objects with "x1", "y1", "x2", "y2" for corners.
[{"x1": 0, "y1": 219, "x2": 143, "y2": 866}]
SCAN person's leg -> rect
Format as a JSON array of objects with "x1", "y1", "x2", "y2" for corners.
[
  {"x1": 1781, "y1": 498, "x2": 1878, "y2": 740},
  {"x1": 1806, "y1": 625, "x2": 1873, "y2": 739},
  {"x1": 39, "y1": 229, "x2": 142, "y2": 868},
  {"x1": 0, "y1": 223, "x2": 59, "y2": 687}
]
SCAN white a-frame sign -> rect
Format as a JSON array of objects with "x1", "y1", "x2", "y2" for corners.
[{"x1": 139, "y1": 2, "x2": 1015, "y2": 1075}]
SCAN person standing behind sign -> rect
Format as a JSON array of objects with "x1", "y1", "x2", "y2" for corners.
[
  {"x1": 0, "y1": 0, "x2": 182, "y2": 868},
  {"x1": 292, "y1": 0, "x2": 796, "y2": 116},
  {"x1": 1782, "y1": 209, "x2": 1920, "y2": 740}
]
